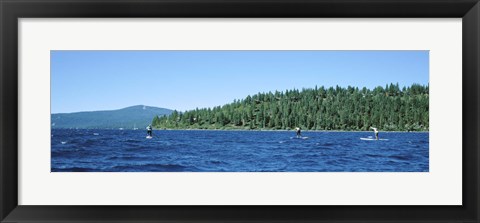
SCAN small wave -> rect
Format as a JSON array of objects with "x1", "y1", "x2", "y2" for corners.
[
  {"x1": 320, "y1": 143, "x2": 335, "y2": 147},
  {"x1": 301, "y1": 160, "x2": 320, "y2": 166},
  {"x1": 208, "y1": 160, "x2": 228, "y2": 165},
  {"x1": 315, "y1": 146, "x2": 332, "y2": 150},
  {"x1": 125, "y1": 139, "x2": 140, "y2": 143},
  {"x1": 366, "y1": 154, "x2": 384, "y2": 158},
  {"x1": 124, "y1": 145, "x2": 155, "y2": 152},
  {"x1": 52, "y1": 150, "x2": 72, "y2": 157},
  {"x1": 107, "y1": 155, "x2": 146, "y2": 161},
  {"x1": 83, "y1": 139, "x2": 98, "y2": 146},
  {"x1": 108, "y1": 163, "x2": 198, "y2": 172},
  {"x1": 389, "y1": 155, "x2": 412, "y2": 161},
  {"x1": 52, "y1": 167, "x2": 96, "y2": 172},
  {"x1": 326, "y1": 160, "x2": 340, "y2": 165},
  {"x1": 289, "y1": 154, "x2": 307, "y2": 159},
  {"x1": 52, "y1": 148, "x2": 102, "y2": 158}
]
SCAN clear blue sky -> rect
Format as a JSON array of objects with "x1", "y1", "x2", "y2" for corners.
[{"x1": 51, "y1": 50, "x2": 429, "y2": 113}]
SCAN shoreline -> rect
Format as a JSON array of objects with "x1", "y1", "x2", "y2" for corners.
[
  {"x1": 152, "y1": 128, "x2": 429, "y2": 133},
  {"x1": 51, "y1": 128, "x2": 429, "y2": 133}
]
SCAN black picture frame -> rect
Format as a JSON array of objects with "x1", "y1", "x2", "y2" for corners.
[{"x1": 1, "y1": 0, "x2": 479, "y2": 222}]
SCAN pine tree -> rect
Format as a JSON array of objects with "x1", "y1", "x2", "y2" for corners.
[{"x1": 153, "y1": 83, "x2": 429, "y2": 131}]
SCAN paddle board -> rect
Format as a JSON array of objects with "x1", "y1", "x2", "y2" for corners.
[
  {"x1": 146, "y1": 136, "x2": 153, "y2": 139},
  {"x1": 291, "y1": 136, "x2": 309, "y2": 140},
  {"x1": 360, "y1": 138, "x2": 388, "y2": 141}
]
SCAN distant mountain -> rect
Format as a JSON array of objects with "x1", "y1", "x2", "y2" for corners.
[{"x1": 51, "y1": 105, "x2": 173, "y2": 129}]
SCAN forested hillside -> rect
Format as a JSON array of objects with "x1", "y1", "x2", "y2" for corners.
[{"x1": 152, "y1": 83, "x2": 429, "y2": 131}]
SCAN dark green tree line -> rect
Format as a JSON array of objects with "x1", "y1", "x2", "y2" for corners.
[{"x1": 152, "y1": 83, "x2": 429, "y2": 131}]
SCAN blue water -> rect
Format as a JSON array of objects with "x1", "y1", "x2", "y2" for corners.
[{"x1": 51, "y1": 129, "x2": 429, "y2": 172}]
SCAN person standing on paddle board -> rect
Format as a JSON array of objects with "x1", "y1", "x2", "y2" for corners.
[
  {"x1": 370, "y1": 127, "x2": 379, "y2": 140},
  {"x1": 146, "y1": 125, "x2": 153, "y2": 137},
  {"x1": 295, "y1": 127, "x2": 302, "y2": 138}
]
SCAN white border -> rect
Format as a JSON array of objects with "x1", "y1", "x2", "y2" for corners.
[{"x1": 19, "y1": 18, "x2": 462, "y2": 205}]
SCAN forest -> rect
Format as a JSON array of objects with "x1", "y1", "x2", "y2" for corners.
[{"x1": 152, "y1": 83, "x2": 429, "y2": 131}]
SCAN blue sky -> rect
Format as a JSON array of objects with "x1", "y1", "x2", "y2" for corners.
[{"x1": 51, "y1": 50, "x2": 429, "y2": 113}]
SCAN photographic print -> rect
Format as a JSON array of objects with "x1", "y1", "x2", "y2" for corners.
[{"x1": 51, "y1": 50, "x2": 429, "y2": 172}]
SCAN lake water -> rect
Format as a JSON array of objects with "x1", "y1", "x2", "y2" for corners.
[{"x1": 51, "y1": 129, "x2": 429, "y2": 172}]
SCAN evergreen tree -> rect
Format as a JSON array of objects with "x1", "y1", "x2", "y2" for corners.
[{"x1": 153, "y1": 83, "x2": 429, "y2": 131}]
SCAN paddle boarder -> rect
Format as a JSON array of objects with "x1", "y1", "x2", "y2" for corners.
[
  {"x1": 295, "y1": 127, "x2": 302, "y2": 138},
  {"x1": 146, "y1": 124, "x2": 153, "y2": 137},
  {"x1": 370, "y1": 127, "x2": 379, "y2": 140}
]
